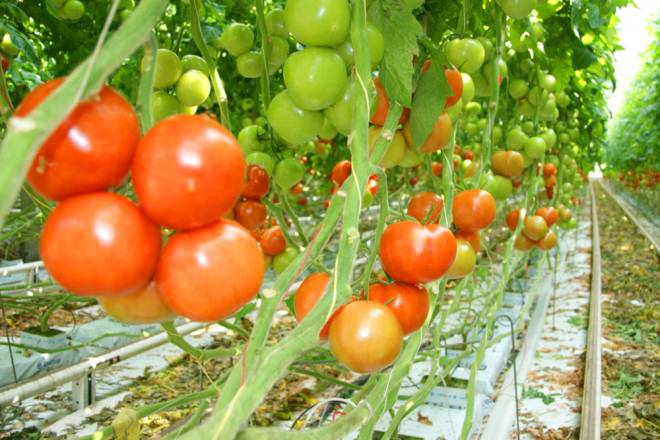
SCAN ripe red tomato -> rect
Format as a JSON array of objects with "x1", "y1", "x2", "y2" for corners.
[
  {"x1": 545, "y1": 186, "x2": 554, "y2": 199},
  {"x1": 259, "y1": 225, "x2": 286, "y2": 256},
  {"x1": 242, "y1": 165, "x2": 270, "y2": 200},
  {"x1": 367, "y1": 175, "x2": 379, "y2": 196},
  {"x1": 234, "y1": 200, "x2": 267, "y2": 231},
  {"x1": 132, "y1": 114, "x2": 245, "y2": 230},
  {"x1": 407, "y1": 192, "x2": 444, "y2": 224},
  {"x1": 431, "y1": 161, "x2": 443, "y2": 176},
  {"x1": 421, "y1": 61, "x2": 463, "y2": 108},
  {"x1": 543, "y1": 162, "x2": 557, "y2": 178},
  {"x1": 1, "y1": 55, "x2": 8, "y2": 71},
  {"x1": 330, "y1": 160, "x2": 352, "y2": 186},
  {"x1": 294, "y1": 272, "x2": 345, "y2": 340},
  {"x1": 506, "y1": 208, "x2": 521, "y2": 231},
  {"x1": 379, "y1": 221, "x2": 457, "y2": 284},
  {"x1": 15, "y1": 78, "x2": 140, "y2": 200},
  {"x1": 452, "y1": 189, "x2": 497, "y2": 232},
  {"x1": 545, "y1": 174, "x2": 557, "y2": 188},
  {"x1": 98, "y1": 282, "x2": 176, "y2": 324},
  {"x1": 444, "y1": 68, "x2": 463, "y2": 108},
  {"x1": 40, "y1": 192, "x2": 161, "y2": 296},
  {"x1": 156, "y1": 219, "x2": 264, "y2": 322},
  {"x1": 535, "y1": 207, "x2": 559, "y2": 227},
  {"x1": 456, "y1": 229, "x2": 480, "y2": 251},
  {"x1": 290, "y1": 182, "x2": 304, "y2": 196},
  {"x1": 329, "y1": 300, "x2": 403, "y2": 373},
  {"x1": 371, "y1": 77, "x2": 410, "y2": 126},
  {"x1": 368, "y1": 283, "x2": 429, "y2": 335},
  {"x1": 403, "y1": 113, "x2": 452, "y2": 153}
]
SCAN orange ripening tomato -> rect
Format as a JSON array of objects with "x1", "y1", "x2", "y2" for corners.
[
  {"x1": 403, "y1": 113, "x2": 452, "y2": 153},
  {"x1": 234, "y1": 200, "x2": 267, "y2": 231},
  {"x1": 491, "y1": 150, "x2": 524, "y2": 177},
  {"x1": 98, "y1": 282, "x2": 176, "y2": 324},
  {"x1": 536, "y1": 230, "x2": 557, "y2": 250},
  {"x1": 329, "y1": 300, "x2": 403, "y2": 373},
  {"x1": 379, "y1": 221, "x2": 457, "y2": 284},
  {"x1": 421, "y1": 61, "x2": 463, "y2": 108},
  {"x1": 259, "y1": 225, "x2": 286, "y2": 256},
  {"x1": 15, "y1": 78, "x2": 140, "y2": 201},
  {"x1": 156, "y1": 219, "x2": 264, "y2": 322},
  {"x1": 40, "y1": 192, "x2": 161, "y2": 296},
  {"x1": 445, "y1": 239, "x2": 477, "y2": 279},
  {"x1": 407, "y1": 191, "x2": 444, "y2": 224},
  {"x1": 455, "y1": 229, "x2": 480, "y2": 251},
  {"x1": 522, "y1": 215, "x2": 548, "y2": 241},
  {"x1": 330, "y1": 160, "x2": 352, "y2": 186},
  {"x1": 535, "y1": 207, "x2": 559, "y2": 227},
  {"x1": 132, "y1": 114, "x2": 245, "y2": 230},
  {"x1": 545, "y1": 174, "x2": 557, "y2": 188},
  {"x1": 294, "y1": 272, "x2": 345, "y2": 340},
  {"x1": 452, "y1": 189, "x2": 497, "y2": 232},
  {"x1": 514, "y1": 232, "x2": 536, "y2": 251},
  {"x1": 368, "y1": 283, "x2": 429, "y2": 335},
  {"x1": 242, "y1": 165, "x2": 270, "y2": 200},
  {"x1": 371, "y1": 77, "x2": 410, "y2": 126},
  {"x1": 543, "y1": 163, "x2": 557, "y2": 178}
]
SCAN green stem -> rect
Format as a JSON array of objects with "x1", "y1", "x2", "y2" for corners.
[
  {"x1": 137, "y1": 32, "x2": 157, "y2": 133},
  {"x1": 290, "y1": 366, "x2": 361, "y2": 391},
  {"x1": 161, "y1": 321, "x2": 241, "y2": 362}
]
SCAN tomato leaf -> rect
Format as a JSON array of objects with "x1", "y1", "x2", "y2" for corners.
[
  {"x1": 408, "y1": 45, "x2": 451, "y2": 149},
  {"x1": 368, "y1": 0, "x2": 422, "y2": 107}
]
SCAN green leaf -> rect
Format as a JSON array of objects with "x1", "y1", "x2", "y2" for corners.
[
  {"x1": 409, "y1": 45, "x2": 451, "y2": 148},
  {"x1": 368, "y1": 0, "x2": 422, "y2": 106},
  {"x1": 572, "y1": 39, "x2": 598, "y2": 69}
]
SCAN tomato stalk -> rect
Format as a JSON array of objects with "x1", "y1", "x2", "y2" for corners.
[
  {"x1": 161, "y1": 321, "x2": 241, "y2": 362},
  {"x1": 188, "y1": 0, "x2": 231, "y2": 130},
  {"x1": 0, "y1": 0, "x2": 170, "y2": 229},
  {"x1": 137, "y1": 32, "x2": 158, "y2": 133}
]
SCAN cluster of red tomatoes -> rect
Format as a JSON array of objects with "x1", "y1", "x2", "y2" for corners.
[
  {"x1": 291, "y1": 189, "x2": 496, "y2": 373},
  {"x1": 17, "y1": 78, "x2": 264, "y2": 325},
  {"x1": 507, "y1": 206, "x2": 560, "y2": 251}
]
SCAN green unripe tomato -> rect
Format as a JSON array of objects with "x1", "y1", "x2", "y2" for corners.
[
  {"x1": 242, "y1": 117, "x2": 254, "y2": 128},
  {"x1": 238, "y1": 125, "x2": 266, "y2": 155},
  {"x1": 477, "y1": 37, "x2": 494, "y2": 62},
  {"x1": 118, "y1": 8, "x2": 132, "y2": 21},
  {"x1": 284, "y1": 47, "x2": 348, "y2": 111},
  {"x1": 524, "y1": 136, "x2": 547, "y2": 159},
  {"x1": 240, "y1": 98, "x2": 255, "y2": 112},
  {"x1": 268, "y1": 90, "x2": 323, "y2": 145},
  {"x1": 556, "y1": 91, "x2": 570, "y2": 108},
  {"x1": 267, "y1": 37, "x2": 290, "y2": 74},
  {"x1": 1, "y1": 34, "x2": 19, "y2": 56},
  {"x1": 482, "y1": 174, "x2": 513, "y2": 200},
  {"x1": 336, "y1": 23, "x2": 384, "y2": 68},
  {"x1": 143, "y1": 49, "x2": 182, "y2": 89},
  {"x1": 323, "y1": 80, "x2": 355, "y2": 136},
  {"x1": 179, "y1": 104, "x2": 197, "y2": 115},
  {"x1": 236, "y1": 51, "x2": 264, "y2": 78},
  {"x1": 493, "y1": 126, "x2": 503, "y2": 144},
  {"x1": 446, "y1": 97, "x2": 463, "y2": 121},
  {"x1": 284, "y1": 0, "x2": 350, "y2": 47},
  {"x1": 273, "y1": 247, "x2": 299, "y2": 274},
  {"x1": 255, "y1": 116, "x2": 268, "y2": 127},
  {"x1": 477, "y1": 118, "x2": 487, "y2": 130},
  {"x1": 319, "y1": 119, "x2": 338, "y2": 140},
  {"x1": 181, "y1": 55, "x2": 209, "y2": 76},
  {"x1": 527, "y1": 86, "x2": 548, "y2": 106},
  {"x1": 275, "y1": 158, "x2": 305, "y2": 189},
  {"x1": 539, "y1": 73, "x2": 556, "y2": 92},
  {"x1": 516, "y1": 99, "x2": 535, "y2": 118},
  {"x1": 465, "y1": 122, "x2": 478, "y2": 137},
  {"x1": 568, "y1": 127, "x2": 579, "y2": 140},
  {"x1": 175, "y1": 70, "x2": 211, "y2": 106},
  {"x1": 461, "y1": 73, "x2": 475, "y2": 104},
  {"x1": 368, "y1": 127, "x2": 406, "y2": 168},
  {"x1": 555, "y1": 121, "x2": 567, "y2": 132},
  {"x1": 446, "y1": 38, "x2": 485, "y2": 73},
  {"x1": 522, "y1": 152, "x2": 533, "y2": 168},
  {"x1": 521, "y1": 121, "x2": 535, "y2": 135},
  {"x1": 472, "y1": 71, "x2": 490, "y2": 97},
  {"x1": 398, "y1": 147, "x2": 424, "y2": 168},
  {"x1": 63, "y1": 0, "x2": 86, "y2": 20},
  {"x1": 558, "y1": 132, "x2": 570, "y2": 144},
  {"x1": 265, "y1": 9, "x2": 288, "y2": 37},
  {"x1": 52, "y1": 0, "x2": 68, "y2": 7},
  {"x1": 509, "y1": 78, "x2": 529, "y2": 99},
  {"x1": 497, "y1": 0, "x2": 536, "y2": 19},
  {"x1": 151, "y1": 91, "x2": 180, "y2": 123},
  {"x1": 219, "y1": 23, "x2": 254, "y2": 56},
  {"x1": 541, "y1": 128, "x2": 557, "y2": 149},
  {"x1": 506, "y1": 127, "x2": 528, "y2": 150},
  {"x1": 246, "y1": 152, "x2": 276, "y2": 175},
  {"x1": 465, "y1": 101, "x2": 482, "y2": 116}
]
